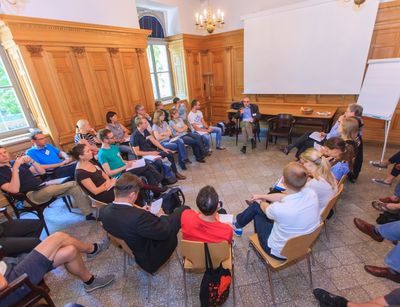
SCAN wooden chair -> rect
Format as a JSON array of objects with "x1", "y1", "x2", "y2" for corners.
[
  {"x1": 245, "y1": 223, "x2": 323, "y2": 305},
  {"x1": 1, "y1": 191, "x2": 54, "y2": 235},
  {"x1": 179, "y1": 240, "x2": 235, "y2": 307},
  {"x1": 320, "y1": 183, "x2": 344, "y2": 241},
  {"x1": 0, "y1": 246, "x2": 55, "y2": 306},
  {"x1": 108, "y1": 233, "x2": 152, "y2": 301},
  {"x1": 266, "y1": 114, "x2": 296, "y2": 149},
  {"x1": 0, "y1": 273, "x2": 55, "y2": 307},
  {"x1": 338, "y1": 174, "x2": 347, "y2": 186}
]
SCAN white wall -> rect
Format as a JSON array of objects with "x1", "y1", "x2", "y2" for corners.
[{"x1": 0, "y1": 0, "x2": 139, "y2": 28}]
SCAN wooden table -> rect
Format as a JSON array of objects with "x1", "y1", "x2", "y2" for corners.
[{"x1": 227, "y1": 105, "x2": 338, "y2": 145}]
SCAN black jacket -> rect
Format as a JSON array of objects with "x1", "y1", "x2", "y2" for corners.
[
  {"x1": 99, "y1": 203, "x2": 177, "y2": 274},
  {"x1": 233, "y1": 103, "x2": 261, "y2": 121}
]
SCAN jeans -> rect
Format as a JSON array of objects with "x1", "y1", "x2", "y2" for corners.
[
  {"x1": 195, "y1": 126, "x2": 223, "y2": 151},
  {"x1": 394, "y1": 182, "x2": 400, "y2": 198},
  {"x1": 389, "y1": 151, "x2": 400, "y2": 177},
  {"x1": 161, "y1": 139, "x2": 187, "y2": 166},
  {"x1": 181, "y1": 133, "x2": 205, "y2": 160},
  {"x1": 376, "y1": 221, "x2": 400, "y2": 272},
  {"x1": 117, "y1": 143, "x2": 136, "y2": 160},
  {"x1": 196, "y1": 133, "x2": 211, "y2": 152},
  {"x1": 236, "y1": 203, "x2": 284, "y2": 260}
]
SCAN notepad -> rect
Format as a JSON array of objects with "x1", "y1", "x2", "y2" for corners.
[
  {"x1": 150, "y1": 198, "x2": 163, "y2": 215},
  {"x1": 143, "y1": 155, "x2": 162, "y2": 161},
  {"x1": 218, "y1": 214, "x2": 233, "y2": 224},
  {"x1": 126, "y1": 158, "x2": 146, "y2": 171},
  {"x1": 44, "y1": 177, "x2": 70, "y2": 186},
  {"x1": 273, "y1": 177, "x2": 286, "y2": 192},
  {"x1": 309, "y1": 131, "x2": 324, "y2": 142}
]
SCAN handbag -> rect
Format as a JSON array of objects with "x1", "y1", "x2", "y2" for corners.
[{"x1": 199, "y1": 243, "x2": 232, "y2": 307}]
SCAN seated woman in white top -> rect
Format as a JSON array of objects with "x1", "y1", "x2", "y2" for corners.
[
  {"x1": 300, "y1": 148, "x2": 338, "y2": 214},
  {"x1": 152, "y1": 110, "x2": 189, "y2": 170},
  {"x1": 169, "y1": 108, "x2": 206, "y2": 162}
]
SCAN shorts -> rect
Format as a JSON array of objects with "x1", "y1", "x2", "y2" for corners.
[
  {"x1": 385, "y1": 288, "x2": 400, "y2": 306},
  {"x1": 1, "y1": 250, "x2": 54, "y2": 306}
]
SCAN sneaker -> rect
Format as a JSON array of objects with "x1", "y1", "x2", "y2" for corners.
[
  {"x1": 85, "y1": 213, "x2": 96, "y2": 221},
  {"x1": 184, "y1": 159, "x2": 192, "y2": 164},
  {"x1": 232, "y1": 223, "x2": 243, "y2": 237},
  {"x1": 87, "y1": 237, "x2": 109, "y2": 259},
  {"x1": 179, "y1": 163, "x2": 187, "y2": 170},
  {"x1": 370, "y1": 160, "x2": 388, "y2": 169},
  {"x1": 216, "y1": 146, "x2": 226, "y2": 150},
  {"x1": 84, "y1": 274, "x2": 115, "y2": 293},
  {"x1": 240, "y1": 146, "x2": 246, "y2": 154},
  {"x1": 372, "y1": 178, "x2": 392, "y2": 186}
]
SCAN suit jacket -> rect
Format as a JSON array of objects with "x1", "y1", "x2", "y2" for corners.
[
  {"x1": 234, "y1": 103, "x2": 261, "y2": 121},
  {"x1": 99, "y1": 203, "x2": 177, "y2": 274}
]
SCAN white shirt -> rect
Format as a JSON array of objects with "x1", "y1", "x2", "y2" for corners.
[
  {"x1": 0, "y1": 261, "x2": 7, "y2": 275},
  {"x1": 188, "y1": 110, "x2": 204, "y2": 130},
  {"x1": 306, "y1": 177, "x2": 337, "y2": 215},
  {"x1": 266, "y1": 187, "x2": 320, "y2": 258}
]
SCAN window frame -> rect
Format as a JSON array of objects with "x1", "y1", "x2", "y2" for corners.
[
  {"x1": 0, "y1": 47, "x2": 36, "y2": 139},
  {"x1": 147, "y1": 39, "x2": 175, "y2": 103}
]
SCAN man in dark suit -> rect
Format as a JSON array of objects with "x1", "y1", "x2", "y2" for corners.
[
  {"x1": 99, "y1": 173, "x2": 188, "y2": 274},
  {"x1": 234, "y1": 97, "x2": 261, "y2": 154}
]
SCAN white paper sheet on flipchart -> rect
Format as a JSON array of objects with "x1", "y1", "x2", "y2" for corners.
[
  {"x1": 218, "y1": 214, "x2": 233, "y2": 225},
  {"x1": 309, "y1": 132, "x2": 324, "y2": 142},
  {"x1": 125, "y1": 158, "x2": 146, "y2": 171},
  {"x1": 150, "y1": 198, "x2": 163, "y2": 215}
]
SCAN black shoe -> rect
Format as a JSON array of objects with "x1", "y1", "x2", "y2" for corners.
[
  {"x1": 184, "y1": 159, "x2": 192, "y2": 164},
  {"x1": 313, "y1": 288, "x2": 348, "y2": 307},
  {"x1": 251, "y1": 138, "x2": 256, "y2": 149},
  {"x1": 86, "y1": 213, "x2": 96, "y2": 221},
  {"x1": 159, "y1": 185, "x2": 168, "y2": 193},
  {"x1": 179, "y1": 163, "x2": 187, "y2": 170},
  {"x1": 240, "y1": 146, "x2": 246, "y2": 154},
  {"x1": 196, "y1": 159, "x2": 206, "y2": 163},
  {"x1": 280, "y1": 146, "x2": 290, "y2": 155}
]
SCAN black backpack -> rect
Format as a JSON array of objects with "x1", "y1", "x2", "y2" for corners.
[
  {"x1": 160, "y1": 187, "x2": 185, "y2": 214},
  {"x1": 200, "y1": 243, "x2": 232, "y2": 307}
]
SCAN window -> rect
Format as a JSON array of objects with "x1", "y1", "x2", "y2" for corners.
[
  {"x1": 139, "y1": 15, "x2": 165, "y2": 39},
  {"x1": 0, "y1": 48, "x2": 35, "y2": 138},
  {"x1": 147, "y1": 43, "x2": 174, "y2": 101}
]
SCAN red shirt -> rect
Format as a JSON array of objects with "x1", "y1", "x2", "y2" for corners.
[{"x1": 181, "y1": 210, "x2": 233, "y2": 243}]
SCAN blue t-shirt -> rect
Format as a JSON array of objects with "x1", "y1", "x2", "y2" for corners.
[
  {"x1": 26, "y1": 144, "x2": 62, "y2": 165},
  {"x1": 331, "y1": 161, "x2": 350, "y2": 181}
]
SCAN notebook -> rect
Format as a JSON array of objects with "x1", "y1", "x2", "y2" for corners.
[
  {"x1": 150, "y1": 198, "x2": 163, "y2": 215},
  {"x1": 125, "y1": 158, "x2": 146, "y2": 171}
]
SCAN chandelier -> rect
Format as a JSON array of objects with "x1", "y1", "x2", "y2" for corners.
[{"x1": 195, "y1": 0, "x2": 224, "y2": 34}]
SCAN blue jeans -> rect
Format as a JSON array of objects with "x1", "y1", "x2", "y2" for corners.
[
  {"x1": 395, "y1": 182, "x2": 400, "y2": 198},
  {"x1": 377, "y1": 221, "x2": 400, "y2": 272},
  {"x1": 161, "y1": 139, "x2": 187, "y2": 166},
  {"x1": 194, "y1": 126, "x2": 223, "y2": 151},
  {"x1": 236, "y1": 202, "x2": 284, "y2": 260},
  {"x1": 181, "y1": 133, "x2": 205, "y2": 160}
]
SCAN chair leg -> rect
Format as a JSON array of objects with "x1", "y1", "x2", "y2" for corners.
[
  {"x1": 147, "y1": 273, "x2": 151, "y2": 301},
  {"x1": 325, "y1": 224, "x2": 329, "y2": 242},
  {"x1": 232, "y1": 263, "x2": 236, "y2": 306},
  {"x1": 123, "y1": 252, "x2": 127, "y2": 276},
  {"x1": 183, "y1": 265, "x2": 188, "y2": 307},
  {"x1": 265, "y1": 132, "x2": 269, "y2": 150},
  {"x1": 266, "y1": 266, "x2": 275, "y2": 305},
  {"x1": 246, "y1": 244, "x2": 251, "y2": 269},
  {"x1": 38, "y1": 211, "x2": 50, "y2": 235},
  {"x1": 62, "y1": 197, "x2": 72, "y2": 212},
  {"x1": 274, "y1": 136, "x2": 277, "y2": 144},
  {"x1": 311, "y1": 251, "x2": 316, "y2": 266},
  {"x1": 307, "y1": 254, "x2": 313, "y2": 288}
]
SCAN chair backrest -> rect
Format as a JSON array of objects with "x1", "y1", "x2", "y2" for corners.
[
  {"x1": 108, "y1": 233, "x2": 134, "y2": 257},
  {"x1": 320, "y1": 183, "x2": 344, "y2": 221},
  {"x1": 180, "y1": 240, "x2": 231, "y2": 270},
  {"x1": 129, "y1": 143, "x2": 141, "y2": 159},
  {"x1": 280, "y1": 222, "x2": 324, "y2": 262},
  {"x1": 269, "y1": 113, "x2": 295, "y2": 129}
]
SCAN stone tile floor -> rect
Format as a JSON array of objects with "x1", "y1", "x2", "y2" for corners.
[{"x1": 31, "y1": 136, "x2": 400, "y2": 306}]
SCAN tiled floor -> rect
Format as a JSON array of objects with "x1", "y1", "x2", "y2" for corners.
[{"x1": 33, "y1": 135, "x2": 400, "y2": 306}]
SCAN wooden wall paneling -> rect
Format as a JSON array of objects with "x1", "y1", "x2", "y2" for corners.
[
  {"x1": 209, "y1": 48, "x2": 227, "y2": 99},
  {"x1": 185, "y1": 50, "x2": 204, "y2": 102},
  {"x1": 135, "y1": 47, "x2": 156, "y2": 113},
  {"x1": 231, "y1": 45, "x2": 244, "y2": 101}
]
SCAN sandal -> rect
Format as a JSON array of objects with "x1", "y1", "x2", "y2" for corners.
[
  {"x1": 370, "y1": 160, "x2": 388, "y2": 169},
  {"x1": 372, "y1": 200, "x2": 400, "y2": 214},
  {"x1": 372, "y1": 178, "x2": 392, "y2": 186},
  {"x1": 379, "y1": 197, "x2": 400, "y2": 204}
]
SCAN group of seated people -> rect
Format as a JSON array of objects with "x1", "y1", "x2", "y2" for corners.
[{"x1": 2, "y1": 99, "x2": 399, "y2": 306}]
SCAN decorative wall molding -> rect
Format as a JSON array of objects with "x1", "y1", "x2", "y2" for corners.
[
  {"x1": 26, "y1": 44, "x2": 43, "y2": 57},
  {"x1": 71, "y1": 46, "x2": 85, "y2": 57}
]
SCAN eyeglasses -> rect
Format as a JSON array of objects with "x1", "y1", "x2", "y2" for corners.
[
  {"x1": 35, "y1": 137, "x2": 47, "y2": 141},
  {"x1": 106, "y1": 136, "x2": 115, "y2": 139}
]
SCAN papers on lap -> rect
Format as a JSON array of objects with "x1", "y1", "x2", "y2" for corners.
[
  {"x1": 44, "y1": 177, "x2": 70, "y2": 186},
  {"x1": 126, "y1": 158, "x2": 146, "y2": 171},
  {"x1": 150, "y1": 198, "x2": 163, "y2": 215},
  {"x1": 274, "y1": 177, "x2": 286, "y2": 192},
  {"x1": 309, "y1": 131, "x2": 324, "y2": 142},
  {"x1": 169, "y1": 136, "x2": 180, "y2": 143},
  {"x1": 218, "y1": 214, "x2": 233, "y2": 224},
  {"x1": 143, "y1": 155, "x2": 162, "y2": 161}
]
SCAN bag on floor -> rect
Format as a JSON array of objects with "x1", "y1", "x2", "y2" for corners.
[
  {"x1": 376, "y1": 211, "x2": 400, "y2": 225},
  {"x1": 160, "y1": 187, "x2": 185, "y2": 214},
  {"x1": 200, "y1": 243, "x2": 231, "y2": 307}
]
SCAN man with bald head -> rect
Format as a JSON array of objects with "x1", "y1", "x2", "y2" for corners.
[{"x1": 233, "y1": 162, "x2": 320, "y2": 260}]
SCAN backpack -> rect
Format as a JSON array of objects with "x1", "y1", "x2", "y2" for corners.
[
  {"x1": 160, "y1": 187, "x2": 185, "y2": 214},
  {"x1": 200, "y1": 243, "x2": 232, "y2": 307}
]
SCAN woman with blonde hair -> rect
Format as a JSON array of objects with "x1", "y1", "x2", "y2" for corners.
[
  {"x1": 152, "y1": 109, "x2": 189, "y2": 170},
  {"x1": 74, "y1": 119, "x2": 101, "y2": 154},
  {"x1": 300, "y1": 148, "x2": 338, "y2": 214},
  {"x1": 339, "y1": 117, "x2": 360, "y2": 143}
]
